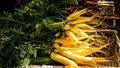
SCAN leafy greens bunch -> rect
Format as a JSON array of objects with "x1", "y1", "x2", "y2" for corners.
[{"x1": 0, "y1": 0, "x2": 78, "y2": 68}]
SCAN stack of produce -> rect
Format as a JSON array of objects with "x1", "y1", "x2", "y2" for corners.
[{"x1": 50, "y1": 8, "x2": 117, "y2": 68}]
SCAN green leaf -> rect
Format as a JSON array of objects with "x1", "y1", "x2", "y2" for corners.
[{"x1": 30, "y1": 57, "x2": 53, "y2": 65}]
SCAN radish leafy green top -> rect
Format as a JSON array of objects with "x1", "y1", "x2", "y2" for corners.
[{"x1": 0, "y1": 0, "x2": 78, "y2": 68}]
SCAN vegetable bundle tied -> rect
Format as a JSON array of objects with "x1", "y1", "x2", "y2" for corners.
[{"x1": 50, "y1": 8, "x2": 110, "y2": 68}]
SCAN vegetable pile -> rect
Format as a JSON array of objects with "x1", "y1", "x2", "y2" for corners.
[
  {"x1": 50, "y1": 8, "x2": 120, "y2": 68},
  {"x1": 0, "y1": 0, "x2": 120, "y2": 68},
  {"x1": 0, "y1": 0, "x2": 79, "y2": 68}
]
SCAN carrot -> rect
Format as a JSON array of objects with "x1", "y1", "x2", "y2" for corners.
[
  {"x1": 50, "y1": 52, "x2": 78, "y2": 66},
  {"x1": 60, "y1": 51, "x2": 109, "y2": 66},
  {"x1": 72, "y1": 43, "x2": 110, "y2": 56},
  {"x1": 70, "y1": 27, "x2": 89, "y2": 37},
  {"x1": 67, "y1": 15, "x2": 95, "y2": 25},
  {"x1": 74, "y1": 23, "x2": 95, "y2": 30},
  {"x1": 65, "y1": 30, "x2": 78, "y2": 43},
  {"x1": 67, "y1": 8, "x2": 88, "y2": 21}
]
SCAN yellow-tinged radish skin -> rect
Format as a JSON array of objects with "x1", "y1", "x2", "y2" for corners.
[
  {"x1": 55, "y1": 32, "x2": 61, "y2": 38},
  {"x1": 63, "y1": 43, "x2": 109, "y2": 56},
  {"x1": 61, "y1": 37, "x2": 77, "y2": 46},
  {"x1": 54, "y1": 37, "x2": 77, "y2": 47},
  {"x1": 67, "y1": 8, "x2": 88, "y2": 21},
  {"x1": 53, "y1": 43, "x2": 61, "y2": 49},
  {"x1": 60, "y1": 51, "x2": 109, "y2": 66},
  {"x1": 70, "y1": 27, "x2": 89, "y2": 37},
  {"x1": 55, "y1": 39, "x2": 62, "y2": 44},
  {"x1": 67, "y1": 15, "x2": 95, "y2": 25},
  {"x1": 64, "y1": 25, "x2": 71, "y2": 30},
  {"x1": 50, "y1": 52, "x2": 78, "y2": 66},
  {"x1": 60, "y1": 51, "x2": 96, "y2": 66},
  {"x1": 65, "y1": 31, "x2": 78, "y2": 43},
  {"x1": 74, "y1": 23, "x2": 95, "y2": 30},
  {"x1": 85, "y1": 21, "x2": 99, "y2": 25}
]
